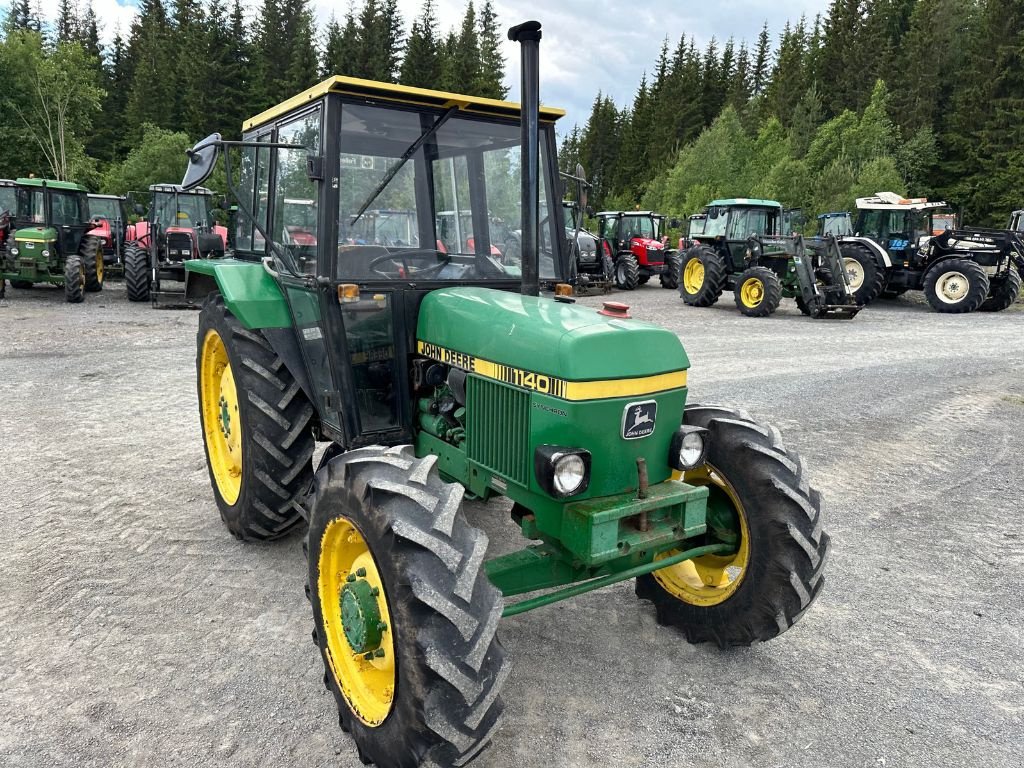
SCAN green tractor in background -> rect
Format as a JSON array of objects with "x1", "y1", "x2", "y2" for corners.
[
  {"x1": 678, "y1": 198, "x2": 858, "y2": 317},
  {"x1": 0, "y1": 178, "x2": 104, "y2": 302},
  {"x1": 180, "y1": 21, "x2": 829, "y2": 768}
]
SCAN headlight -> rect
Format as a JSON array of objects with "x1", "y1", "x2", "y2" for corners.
[
  {"x1": 10, "y1": 247, "x2": 18, "y2": 255},
  {"x1": 669, "y1": 426, "x2": 709, "y2": 471},
  {"x1": 534, "y1": 445, "x2": 591, "y2": 498},
  {"x1": 41, "y1": 249, "x2": 50, "y2": 257}
]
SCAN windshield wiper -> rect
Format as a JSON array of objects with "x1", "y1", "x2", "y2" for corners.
[{"x1": 348, "y1": 106, "x2": 458, "y2": 227}]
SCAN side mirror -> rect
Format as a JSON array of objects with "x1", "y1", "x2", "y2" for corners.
[
  {"x1": 575, "y1": 163, "x2": 588, "y2": 213},
  {"x1": 709, "y1": 208, "x2": 719, "y2": 220},
  {"x1": 182, "y1": 133, "x2": 222, "y2": 190},
  {"x1": 585, "y1": 206, "x2": 595, "y2": 218},
  {"x1": 218, "y1": 196, "x2": 230, "y2": 210},
  {"x1": 668, "y1": 218, "x2": 681, "y2": 229},
  {"x1": 133, "y1": 203, "x2": 145, "y2": 215}
]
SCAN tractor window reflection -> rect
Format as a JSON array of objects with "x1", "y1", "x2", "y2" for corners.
[
  {"x1": 726, "y1": 208, "x2": 775, "y2": 239},
  {"x1": 0, "y1": 187, "x2": 17, "y2": 218},
  {"x1": 273, "y1": 108, "x2": 321, "y2": 275},
  {"x1": 152, "y1": 192, "x2": 210, "y2": 230}
]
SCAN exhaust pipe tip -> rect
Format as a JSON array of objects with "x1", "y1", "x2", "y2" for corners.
[{"x1": 508, "y1": 20, "x2": 542, "y2": 42}]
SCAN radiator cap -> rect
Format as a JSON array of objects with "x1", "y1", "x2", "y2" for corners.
[{"x1": 598, "y1": 301, "x2": 631, "y2": 319}]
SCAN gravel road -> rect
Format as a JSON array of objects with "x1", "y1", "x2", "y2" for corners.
[{"x1": 1, "y1": 281, "x2": 1021, "y2": 768}]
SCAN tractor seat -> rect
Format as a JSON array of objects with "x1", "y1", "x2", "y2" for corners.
[{"x1": 336, "y1": 244, "x2": 393, "y2": 279}]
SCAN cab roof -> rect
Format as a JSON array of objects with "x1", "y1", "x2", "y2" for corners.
[
  {"x1": 596, "y1": 210, "x2": 663, "y2": 217},
  {"x1": 15, "y1": 177, "x2": 88, "y2": 192},
  {"x1": 149, "y1": 183, "x2": 213, "y2": 195},
  {"x1": 708, "y1": 198, "x2": 781, "y2": 208},
  {"x1": 0, "y1": 178, "x2": 15, "y2": 187},
  {"x1": 856, "y1": 192, "x2": 948, "y2": 211},
  {"x1": 244, "y1": 76, "x2": 567, "y2": 132},
  {"x1": 88, "y1": 193, "x2": 124, "y2": 200}
]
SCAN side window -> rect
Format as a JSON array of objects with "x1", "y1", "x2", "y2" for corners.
[
  {"x1": 432, "y1": 155, "x2": 472, "y2": 254},
  {"x1": 704, "y1": 208, "x2": 727, "y2": 238},
  {"x1": 236, "y1": 146, "x2": 255, "y2": 252},
  {"x1": 253, "y1": 133, "x2": 272, "y2": 253},
  {"x1": 273, "y1": 108, "x2": 321, "y2": 275}
]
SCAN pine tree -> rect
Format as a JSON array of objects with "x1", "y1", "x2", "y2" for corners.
[
  {"x1": 124, "y1": 0, "x2": 174, "y2": 136},
  {"x1": 699, "y1": 37, "x2": 721, "y2": 127},
  {"x1": 442, "y1": 2, "x2": 480, "y2": 93},
  {"x1": 751, "y1": 22, "x2": 771, "y2": 96},
  {"x1": 56, "y1": 0, "x2": 78, "y2": 43},
  {"x1": 475, "y1": 0, "x2": 506, "y2": 98},
  {"x1": 78, "y1": 1, "x2": 101, "y2": 59},
  {"x1": 400, "y1": 0, "x2": 442, "y2": 88}
]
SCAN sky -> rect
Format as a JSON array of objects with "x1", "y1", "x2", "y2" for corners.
[{"x1": 27, "y1": 0, "x2": 831, "y2": 130}]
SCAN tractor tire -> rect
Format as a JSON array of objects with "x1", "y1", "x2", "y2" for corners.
[
  {"x1": 0, "y1": 279, "x2": 5, "y2": 299},
  {"x1": 10, "y1": 280, "x2": 33, "y2": 289},
  {"x1": 839, "y1": 243, "x2": 885, "y2": 305},
  {"x1": 659, "y1": 253, "x2": 681, "y2": 289},
  {"x1": 63, "y1": 252, "x2": 84, "y2": 303},
  {"x1": 979, "y1": 268, "x2": 1022, "y2": 312},
  {"x1": 307, "y1": 446, "x2": 508, "y2": 768},
  {"x1": 80, "y1": 236, "x2": 104, "y2": 292},
  {"x1": 601, "y1": 253, "x2": 614, "y2": 282},
  {"x1": 637, "y1": 274, "x2": 650, "y2": 285},
  {"x1": 795, "y1": 296, "x2": 811, "y2": 316},
  {"x1": 614, "y1": 253, "x2": 640, "y2": 290},
  {"x1": 922, "y1": 258, "x2": 990, "y2": 314},
  {"x1": 679, "y1": 246, "x2": 726, "y2": 307},
  {"x1": 124, "y1": 245, "x2": 150, "y2": 302},
  {"x1": 733, "y1": 267, "x2": 782, "y2": 317},
  {"x1": 196, "y1": 294, "x2": 315, "y2": 540},
  {"x1": 636, "y1": 403, "x2": 830, "y2": 647}
]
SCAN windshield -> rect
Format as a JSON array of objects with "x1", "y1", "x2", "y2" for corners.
[
  {"x1": 89, "y1": 197, "x2": 122, "y2": 221},
  {"x1": 0, "y1": 187, "x2": 15, "y2": 217},
  {"x1": 562, "y1": 202, "x2": 578, "y2": 230},
  {"x1": 153, "y1": 191, "x2": 211, "y2": 230},
  {"x1": 621, "y1": 215, "x2": 659, "y2": 239},
  {"x1": 820, "y1": 214, "x2": 852, "y2": 237},
  {"x1": 727, "y1": 207, "x2": 778, "y2": 239},
  {"x1": 336, "y1": 103, "x2": 558, "y2": 281}
]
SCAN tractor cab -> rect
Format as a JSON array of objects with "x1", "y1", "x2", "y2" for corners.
[
  {"x1": 852, "y1": 193, "x2": 948, "y2": 257},
  {"x1": 87, "y1": 193, "x2": 130, "y2": 266},
  {"x1": 0, "y1": 178, "x2": 104, "y2": 302},
  {"x1": 687, "y1": 198, "x2": 783, "y2": 270},
  {"x1": 817, "y1": 212, "x2": 852, "y2": 237},
  {"x1": 596, "y1": 210, "x2": 678, "y2": 290}
]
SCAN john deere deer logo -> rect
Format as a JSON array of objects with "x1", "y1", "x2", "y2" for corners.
[{"x1": 622, "y1": 400, "x2": 657, "y2": 440}]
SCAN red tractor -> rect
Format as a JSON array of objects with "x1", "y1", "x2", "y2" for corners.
[
  {"x1": 597, "y1": 210, "x2": 680, "y2": 290},
  {"x1": 123, "y1": 184, "x2": 227, "y2": 305},
  {"x1": 86, "y1": 193, "x2": 132, "y2": 271}
]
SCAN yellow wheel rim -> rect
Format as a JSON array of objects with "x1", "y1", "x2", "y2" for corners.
[
  {"x1": 655, "y1": 464, "x2": 750, "y2": 606},
  {"x1": 740, "y1": 277, "x2": 764, "y2": 308},
  {"x1": 200, "y1": 330, "x2": 242, "y2": 504},
  {"x1": 318, "y1": 517, "x2": 396, "y2": 727},
  {"x1": 96, "y1": 253, "x2": 103, "y2": 284},
  {"x1": 683, "y1": 258, "x2": 705, "y2": 294}
]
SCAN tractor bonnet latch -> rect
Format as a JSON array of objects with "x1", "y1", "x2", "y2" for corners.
[{"x1": 598, "y1": 301, "x2": 631, "y2": 319}]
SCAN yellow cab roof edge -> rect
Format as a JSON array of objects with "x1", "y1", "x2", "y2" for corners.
[{"x1": 242, "y1": 75, "x2": 566, "y2": 132}]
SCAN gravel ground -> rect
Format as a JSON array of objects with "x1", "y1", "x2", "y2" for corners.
[{"x1": 1, "y1": 281, "x2": 1022, "y2": 768}]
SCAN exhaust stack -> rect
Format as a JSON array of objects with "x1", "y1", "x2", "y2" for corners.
[{"x1": 509, "y1": 20, "x2": 542, "y2": 297}]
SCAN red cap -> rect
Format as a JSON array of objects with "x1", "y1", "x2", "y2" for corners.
[{"x1": 598, "y1": 301, "x2": 631, "y2": 319}]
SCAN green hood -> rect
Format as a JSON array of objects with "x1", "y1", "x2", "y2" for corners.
[
  {"x1": 14, "y1": 226, "x2": 57, "y2": 242},
  {"x1": 417, "y1": 287, "x2": 688, "y2": 381}
]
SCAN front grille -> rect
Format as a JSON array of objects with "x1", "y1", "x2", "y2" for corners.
[{"x1": 465, "y1": 376, "x2": 530, "y2": 486}]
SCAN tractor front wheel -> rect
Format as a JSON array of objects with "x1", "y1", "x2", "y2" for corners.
[
  {"x1": 733, "y1": 267, "x2": 782, "y2": 317},
  {"x1": 614, "y1": 253, "x2": 640, "y2": 290},
  {"x1": 196, "y1": 295, "x2": 315, "y2": 540},
  {"x1": 636, "y1": 404, "x2": 830, "y2": 647},
  {"x1": 839, "y1": 243, "x2": 885, "y2": 305},
  {"x1": 923, "y1": 258, "x2": 989, "y2": 313},
  {"x1": 81, "y1": 236, "x2": 104, "y2": 292},
  {"x1": 679, "y1": 246, "x2": 726, "y2": 306},
  {"x1": 63, "y1": 252, "x2": 84, "y2": 303},
  {"x1": 979, "y1": 268, "x2": 1022, "y2": 312},
  {"x1": 659, "y1": 252, "x2": 681, "y2": 289},
  {"x1": 308, "y1": 446, "x2": 508, "y2": 768},
  {"x1": 124, "y1": 245, "x2": 150, "y2": 302}
]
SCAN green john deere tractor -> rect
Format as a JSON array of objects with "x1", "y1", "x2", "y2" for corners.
[
  {"x1": 679, "y1": 198, "x2": 858, "y2": 317},
  {"x1": 181, "y1": 21, "x2": 830, "y2": 768},
  {"x1": 0, "y1": 178, "x2": 104, "y2": 302}
]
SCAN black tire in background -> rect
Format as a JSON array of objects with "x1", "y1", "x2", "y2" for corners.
[
  {"x1": 124, "y1": 245, "x2": 150, "y2": 302},
  {"x1": 922, "y1": 258, "x2": 990, "y2": 314},
  {"x1": 80, "y1": 236, "x2": 104, "y2": 292},
  {"x1": 678, "y1": 246, "x2": 727, "y2": 307},
  {"x1": 636, "y1": 403, "x2": 830, "y2": 647},
  {"x1": 839, "y1": 242, "x2": 886, "y2": 305},
  {"x1": 614, "y1": 253, "x2": 640, "y2": 290},
  {"x1": 979, "y1": 268, "x2": 1022, "y2": 312},
  {"x1": 196, "y1": 294, "x2": 315, "y2": 540},
  {"x1": 63, "y1": 251, "x2": 84, "y2": 303},
  {"x1": 660, "y1": 252, "x2": 681, "y2": 289},
  {"x1": 307, "y1": 446, "x2": 508, "y2": 768}
]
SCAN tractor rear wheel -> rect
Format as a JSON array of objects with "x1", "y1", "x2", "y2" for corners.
[
  {"x1": 979, "y1": 268, "x2": 1022, "y2": 312},
  {"x1": 923, "y1": 258, "x2": 989, "y2": 313},
  {"x1": 733, "y1": 267, "x2": 782, "y2": 317},
  {"x1": 614, "y1": 253, "x2": 640, "y2": 290},
  {"x1": 63, "y1": 252, "x2": 84, "y2": 303},
  {"x1": 839, "y1": 243, "x2": 885, "y2": 305},
  {"x1": 636, "y1": 403, "x2": 830, "y2": 647},
  {"x1": 196, "y1": 294, "x2": 315, "y2": 540},
  {"x1": 81, "y1": 236, "x2": 104, "y2": 292},
  {"x1": 308, "y1": 446, "x2": 508, "y2": 768},
  {"x1": 124, "y1": 245, "x2": 150, "y2": 302},
  {"x1": 679, "y1": 246, "x2": 726, "y2": 306},
  {"x1": 659, "y1": 252, "x2": 681, "y2": 289}
]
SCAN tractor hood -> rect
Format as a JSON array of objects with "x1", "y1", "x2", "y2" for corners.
[
  {"x1": 14, "y1": 226, "x2": 57, "y2": 242},
  {"x1": 416, "y1": 287, "x2": 688, "y2": 381},
  {"x1": 631, "y1": 237, "x2": 664, "y2": 250}
]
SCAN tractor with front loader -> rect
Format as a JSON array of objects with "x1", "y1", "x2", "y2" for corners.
[
  {"x1": 0, "y1": 178, "x2": 104, "y2": 302},
  {"x1": 838, "y1": 192, "x2": 1024, "y2": 312},
  {"x1": 123, "y1": 184, "x2": 228, "y2": 306},
  {"x1": 180, "y1": 21, "x2": 829, "y2": 768},
  {"x1": 597, "y1": 210, "x2": 680, "y2": 290},
  {"x1": 679, "y1": 198, "x2": 858, "y2": 318}
]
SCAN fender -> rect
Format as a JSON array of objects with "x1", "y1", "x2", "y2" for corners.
[
  {"x1": 841, "y1": 236, "x2": 892, "y2": 268},
  {"x1": 184, "y1": 258, "x2": 292, "y2": 329}
]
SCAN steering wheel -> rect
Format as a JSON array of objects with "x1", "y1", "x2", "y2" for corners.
[{"x1": 367, "y1": 249, "x2": 451, "y2": 279}]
